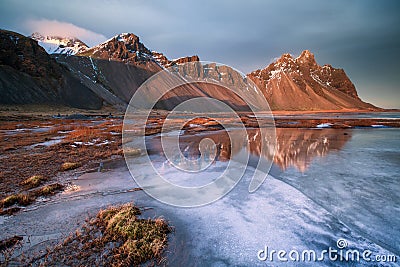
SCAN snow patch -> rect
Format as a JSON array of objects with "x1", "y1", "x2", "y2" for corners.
[{"x1": 316, "y1": 123, "x2": 332, "y2": 128}]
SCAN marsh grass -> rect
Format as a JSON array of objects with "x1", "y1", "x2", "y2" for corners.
[
  {"x1": 0, "y1": 183, "x2": 63, "y2": 214},
  {"x1": 34, "y1": 183, "x2": 64, "y2": 196},
  {"x1": 68, "y1": 126, "x2": 98, "y2": 142},
  {"x1": 49, "y1": 124, "x2": 76, "y2": 134},
  {"x1": 41, "y1": 203, "x2": 173, "y2": 266},
  {"x1": 0, "y1": 207, "x2": 21, "y2": 216},
  {"x1": 20, "y1": 175, "x2": 46, "y2": 189},
  {"x1": 0, "y1": 235, "x2": 23, "y2": 265},
  {"x1": 67, "y1": 126, "x2": 112, "y2": 143},
  {"x1": 60, "y1": 162, "x2": 81, "y2": 171},
  {"x1": 0, "y1": 235, "x2": 23, "y2": 251},
  {"x1": 0, "y1": 118, "x2": 123, "y2": 216},
  {"x1": 0, "y1": 194, "x2": 34, "y2": 208}
]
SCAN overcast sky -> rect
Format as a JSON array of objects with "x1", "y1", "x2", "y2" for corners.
[{"x1": 0, "y1": 0, "x2": 399, "y2": 108}]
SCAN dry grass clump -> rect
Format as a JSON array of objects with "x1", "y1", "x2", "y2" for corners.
[
  {"x1": 0, "y1": 193, "x2": 34, "y2": 208},
  {"x1": 107, "y1": 125, "x2": 122, "y2": 133},
  {"x1": 60, "y1": 162, "x2": 81, "y2": 171},
  {"x1": 41, "y1": 203, "x2": 172, "y2": 266},
  {"x1": 68, "y1": 126, "x2": 98, "y2": 141},
  {"x1": 98, "y1": 121, "x2": 122, "y2": 133},
  {"x1": 34, "y1": 183, "x2": 64, "y2": 197},
  {"x1": 0, "y1": 207, "x2": 21, "y2": 216},
  {"x1": 67, "y1": 126, "x2": 112, "y2": 142},
  {"x1": 0, "y1": 183, "x2": 64, "y2": 215},
  {"x1": 0, "y1": 235, "x2": 23, "y2": 251},
  {"x1": 20, "y1": 175, "x2": 46, "y2": 189}
]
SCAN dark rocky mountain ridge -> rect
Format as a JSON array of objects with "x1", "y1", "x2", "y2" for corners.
[{"x1": 0, "y1": 29, "x2": 378, "y2": 111}]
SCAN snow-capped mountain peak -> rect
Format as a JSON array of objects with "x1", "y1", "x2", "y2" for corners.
[
  {"x1": 30, "y1": 32, "x2": 89, "y2": 55},
  {"x1": 77, "y1": 32, "x2": 154, "y2": 63}
]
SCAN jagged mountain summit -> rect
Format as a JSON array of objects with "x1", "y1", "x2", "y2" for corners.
[
  {"x1": 30, "y1": 32, "x2": 89, "y2": 55},
  {"x1": 78, "y1": 33, "x2": 152, "y2": 63},
  {"x1": 247, "y1": 50, "x2": 375, "y2": 110},
  {"x1": 77, "y1": 32, "x2": 199, "y2": 68}
]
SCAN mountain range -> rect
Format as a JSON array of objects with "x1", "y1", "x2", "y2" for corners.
[{"x1": 0, "y1": 29, "x2": 378, "y2": 111}]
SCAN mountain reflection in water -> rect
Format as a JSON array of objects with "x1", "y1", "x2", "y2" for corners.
[{"x1": 146, "y1": 128, "x2": 352, "y2": 172}]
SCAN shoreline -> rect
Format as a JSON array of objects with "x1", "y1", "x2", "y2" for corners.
[
  {"x1": 0, "y1": 104, "x2": 399, "y2": 118},
  {"x1": 272, "y1": 108, "x2": 400, "y2": 115}
]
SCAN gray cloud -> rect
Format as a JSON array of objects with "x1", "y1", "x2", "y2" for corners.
[
  {"x1": 25, "y1": 19, "x2": 107, "y2": 46},
  {"x1": 0, "y1": 0, "x2": 399, "y2": 108}
]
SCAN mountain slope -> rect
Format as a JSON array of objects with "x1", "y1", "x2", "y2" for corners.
[
  {"x1": 0, "y1": 30, "x2": 102, "y2": 109},
  {"x1": 30, "y1": 32, "x2": 89, "y2": 55},
  {"x1": 247, "y1": 50, "x2": 377, "y2": 110}
]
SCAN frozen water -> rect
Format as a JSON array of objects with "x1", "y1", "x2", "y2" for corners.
[
  {"x1": 131, "y1": 128, "x2": 400, "y2": 266},
  {"x1": 275, "y1": 129, "x2": 400, "y2": 255}
]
